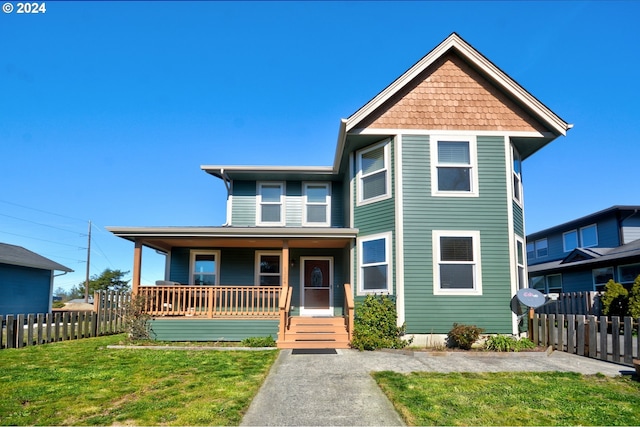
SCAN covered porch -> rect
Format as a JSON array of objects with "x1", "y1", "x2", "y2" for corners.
[{"x1": 107, "y1": 226, "x2": 357, "y2": 347}]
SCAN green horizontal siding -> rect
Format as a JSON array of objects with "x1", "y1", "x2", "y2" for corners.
[
  {"x1": 513, "y1": 202, "x2": 524, "y2": 238},
  {"x1": 402, "y1": 135, "x2": 513, "y2": 334},
  {"x1": 148, "y1": 319, "x2": 279, "y2": 341}
]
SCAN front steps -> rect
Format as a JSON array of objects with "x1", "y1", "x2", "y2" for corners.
[{"x1": 277, "y1": 316, "x2": 350, "y2": 349}]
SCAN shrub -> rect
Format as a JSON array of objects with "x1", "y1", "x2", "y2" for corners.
[
  {"x1": 241, "y1": 336, "x2": 276, "y2": 347},
  {"x1": 602, "y1": 279, "x2": 629, "y2": 317},
  {"x1": 351, "y1": 294, "x2": 411, "y2": 351},
  {"x1": 485, "y1": 335, "x2": 535, "y2": 352},
  {"x1": 124, "y1": 294, "x2": 151, "y2": 341},
  {"x1": 447, "y1": 323, "x2": 484, "y2": 350},
  {"x1": 52, "y1": 301, "x2": 65, "y2": 309},
  {"x1": 628, "y1": 274, "x2": 640, "y2": 319}
]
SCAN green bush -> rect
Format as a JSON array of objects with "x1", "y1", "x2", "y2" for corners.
[
  {"x1": 447, "y1": 323, "x2": 484, "y2": 350},
  {"x1": 52, "y1": 301, "x2": 65, "y2": 309},
  {"x1": 602, "y1": 279, "x2": 629, "y2": 317},
  {"x1": 241, "y1": 336, "x2": 276, "y2": 347},
  {"x1": 351, "y1": 294, "x2": 411, "y2": 351},
  {"x1": 628, "y1": 274, "x2": 640, "y2": 319},
  {"x1": 484, "y1": 335, "x2": 535, "y2": 352},
  {"x1": 125, "y1": 294, "x2": 151, "y2": 341}
]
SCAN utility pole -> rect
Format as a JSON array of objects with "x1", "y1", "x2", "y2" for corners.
[{"x1": 84, "y1": 220, "x2": 92, "y2": 303}]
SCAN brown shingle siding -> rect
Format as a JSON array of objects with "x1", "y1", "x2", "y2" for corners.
[{"x1": 355, "y1": 52, "x2": 548, "y2": 133}]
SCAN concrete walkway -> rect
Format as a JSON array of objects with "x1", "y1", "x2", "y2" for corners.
[{"x1": 241, "y1": 349, "x2": 634, "y2": 426}]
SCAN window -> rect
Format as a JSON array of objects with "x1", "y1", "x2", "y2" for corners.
[
  {"x1": 618, "y1": 263, "x2": 640, "y2": 284},
  {"x1": 433, "y1": 230, "x2": 482, "y2": 295},
  {"x1": 512, "y1": 146, "x2": 523, "y2": 203},
  {"x1": 516, "y1": 238, "x2": 526, "y2": 290},
  {"x1": 530, "y1": 274, "x2": 562, "y2": 294},
  {"x1": 530, "y1": 238, "x2": 548, "y2": 258},
  {"x1": 303, "y1": 183, "x2": 330, "y2": 226},
  {"x1": 189, "y1": 251, "x2": 220, "y2": 286},
  {"x1": 526, "y1": 242, "x2": 535, "y2": 259},
  {"x1": 257, "y1": 182, "x2": 285, "y2": 225},
  {"x1": 256, "y1": 252, "x2": 281, "y2": 286},
  {"x1": 431, "y1": 136, "x2": 478, "y2": 196},
  {"x1": 563, "y1": 230, "x2": 578, "y2": 252},
  {"x1": 358, "y1": 233, "x2": 391, "y2": 293},
  {"x1": 357, "y1": 141, "x2": 390, "y2": 205},
  {"x1": 593, "y1": 267, "x2": 613, "y2": 291},
  {"x1": 580, "y1": 224, "x2": 598, "y2": 248}
]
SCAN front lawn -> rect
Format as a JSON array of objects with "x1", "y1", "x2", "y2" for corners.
[
  {"x1": 374, "y1": 371, "x2": 640, "y2": 426},
  {"x1": 0, "y1": 334, "x2": 278, "y2": 426}
]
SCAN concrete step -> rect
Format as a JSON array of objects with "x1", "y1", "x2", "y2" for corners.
[{"x1": 277, "y1": 340, "x2": 350, "y2": 349}]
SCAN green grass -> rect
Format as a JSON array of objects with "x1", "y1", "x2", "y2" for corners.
[
  {"x1": 374, "y1": 371, "x2": 640, "y2": 426},
  {"x1": 0, "y1": 334, "x2": 278, "y2": 426}
]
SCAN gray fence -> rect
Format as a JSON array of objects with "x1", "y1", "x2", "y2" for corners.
[
  {"x1": 1, "y1": 290, "x2": 131, "y2": 350},
  {"x1": 530, "y1": 313, "x2": 639, "y2": 366},
  {"x1": 534, "y1": 291, "x2": 603, "y2": 316}
]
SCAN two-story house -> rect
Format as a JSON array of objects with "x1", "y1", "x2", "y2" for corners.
[
  {"x1": 527, "y1": 206, "x2": 640, "y2": 294},
  {"x1": 108, "y1": 33, "x2": 571, "y2": 348}
]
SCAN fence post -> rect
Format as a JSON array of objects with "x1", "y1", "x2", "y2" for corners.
[
  {"x1": 576, "y1": 315, "x2": 585, "y2": 356},
  {"x1": 611, "y1": 316, "x2": 620, "y2": 363},
  {"x1": 46, "y1": 312, "x2": 52, "y2": 344},
  {"x1": 588, "y1": 315, "x2": 597, "y2": 358},
  {"x1": 566, "y1": 315, "x2": 575, "y2": 354},
  {"x1": 549, "y1": 314, "x2": 556, "y2": 350},
  {"x1": 623, "y1": 317, "x2": 633, "y2": 364},
  {"x1": 557, "y1": 314, "x2": 565, "y2": 351},
  {"x1": 599, "y1": 316, "x2": 608, "y2": 361},
  {"x1": 37, "y1": 313, "x2": 44, "y2": 345},
  {"x1": 16, "y1": 314, "x2": 25, "y2": 348},
  {"x1": 0, "y1": 315, "x2": 3, "y2": 349},
  {"x1": 26, "y1": 313, "x2": 34, "y2": 346},
  {"x1": 7, "y1": 315, "x2": 15, "y2": 348}
]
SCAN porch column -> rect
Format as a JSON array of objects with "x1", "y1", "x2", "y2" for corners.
[
  {"x1": 132, "y1": 239, "x2": 142, "y2": 296},
  {"x1": 282, "y1": 240, "x2": 289, "y2": 288}
]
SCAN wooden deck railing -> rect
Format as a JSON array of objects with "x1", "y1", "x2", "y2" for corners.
[
  {"x1": 278, "y1": 286, "x2": 293, "y2": 342},
  {"x1": 138, "y1": 286, "x2": 281, "y2": 318},
  {"x1": 344, "y1": 283, "x2": 355, "y2": 341}
]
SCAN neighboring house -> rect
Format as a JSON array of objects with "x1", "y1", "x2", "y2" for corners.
[
  {"x1": 108, "y1": 33, "x2": 571, "y2": 347},
  {"x1": 527, "y1": 206, "x2": 640, "y2": 294},
  {"x1": 0, "y1": 242, "x2": 73, "y2": 316}
]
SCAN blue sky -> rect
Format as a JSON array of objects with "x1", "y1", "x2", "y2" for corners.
[{"x1": 1, "y1": 1, "x2": 639, "y2": 291}]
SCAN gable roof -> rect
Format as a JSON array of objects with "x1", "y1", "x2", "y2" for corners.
[{"x1": 0, "y1": 242, "x2": 73, "y2": 272}]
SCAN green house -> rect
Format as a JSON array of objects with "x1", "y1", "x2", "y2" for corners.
[{"x1": 108, "y1": 33, "x2": 571, "y2": 347}]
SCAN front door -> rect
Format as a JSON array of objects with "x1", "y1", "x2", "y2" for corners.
[{"x1": 300, "y1": 257, "x2": 333, "y2": 316}]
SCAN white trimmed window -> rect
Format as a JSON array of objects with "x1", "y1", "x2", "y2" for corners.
[
  {"x1": 433, "y1": 230, "x2": 482, "y2": 295},
  {"x1": 357, "y1": 141, "x2": 391, "y2": 205},
  {"x1": 530, "y1": 274, "x2": 562, "y2": 294},
  {"x1": 257, "y1": 182, "x2": 285, "y2": 226},
  {"x1": 618, "y1": 263, "x2": 640, "y2": 284},
  {"x1": 516, "y1": 237, "x2": 526, "y2": 290},
  {"x1": 593, "y1": 267, "x2": 613, "y2": 291},
  {"x1": 189, "y1": 250, "x2": 220, "y2": 286},
  {"x1": 303, "y1": 182, "x2": 331, "y2": 226},
  {"x1": 512, "y1": 146, "x2": 523, "y2": 204},
  {"x1": 535, "y1": 239, "x2": 548, "y2": 258},
  {"x1": 563, "y1": 230, "x2": 578, "y2": 252},
  {"x1": 255, "y1": 252, "x2": 281, "y2": 286},
  {"x1": 580, "y1": 224, "x2": 598, "y2": 248},
  {"x1": 358, "y1": 232, "x2": 392, "y2": 294},
  {"x1": 431, "y1": 136, "x2": 478, "y2": 197}
]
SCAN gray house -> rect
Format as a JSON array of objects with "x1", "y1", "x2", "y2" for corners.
[
  {"x1": 109, "y1": 33, "x2": 571, "y2": 347},
  {"x1": 0, "y1": 242, "x2": 73, "y2": 316},
  {"x1": 527, "y1": 206, "x2": 640, "y2": 293}
]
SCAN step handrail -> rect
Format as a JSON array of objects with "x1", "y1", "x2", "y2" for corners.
[{"x1": 343, "y1": 283, "x2": 355, "y2": 342}]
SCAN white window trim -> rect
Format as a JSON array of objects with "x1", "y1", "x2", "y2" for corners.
[
  {"x1": 512, "y1": 145, "x2": 523, "y2": 206},
  {"x1": 357, "y1": 231, "x2": 393, "y2": 295},
  {"x1": 535, "y1": 238, "x2": 548, "y2": 258},
  {"x1": 592, "y1": 266, "x2": 614, "y2": 289},
  {"x1": 433, "y1": 230, "x2": 483, "y2": 296},
  {"x1": 302, "y1": 182, "x2": 331, "y2": 227},
  {"x1": 256, "y1": 181, "x2": 285, "y2": 226},
  {"x1": 563, "y1": 230, "x2": 578, "y2": 252},
  {"x1": 515, "y1": 235, "x2": 526, "y2": 291},
  {"x1": 356, "y1": 140, "x2": 392, "y2": 206},
  {"x1": 255, "y1": 251, "x2": 281, "y2": 287},
  {"x1": 580, "y1": 224, "x2": 598, "y2": 248},
  {"x1": 546, "y1": 274, "x2": 563, "y2": 294},
  {"x1": 617, "y1": 262, "x2": 640, "y2": 284},
  {"x1": 189, "y1": 250, "x2": 220, "y2": 286},
  {"x1": 430, "y1": 135, "x2": 479, "y2": 197}
]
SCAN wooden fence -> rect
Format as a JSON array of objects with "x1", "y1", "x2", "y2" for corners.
[
  {"x1": 530, "y1": 313, "x2": 639, "y2": 366},
  {"x1": 0, "y1": 290, "x2": 131, "y2": 350},
  {"x1": 534, "y1": 291, "x2": 602, "y2": 316}
]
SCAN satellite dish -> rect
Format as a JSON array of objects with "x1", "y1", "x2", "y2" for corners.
[{"x1": 516, "y1": 288, "x2": 546, "y2": 308}]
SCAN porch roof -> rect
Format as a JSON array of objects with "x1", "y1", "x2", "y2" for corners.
[{"x1": 106, "y1": 226, "x2": 358, "y2": 252}]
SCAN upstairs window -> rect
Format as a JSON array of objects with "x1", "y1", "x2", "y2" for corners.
[
  {"x1": 528, "y1": 239, "x2": 547, "y2": 259},
  {"x1": 256, "y1": 252, "x2": 281, "y2": 286},
  {"x1": 357, "y1": 141, "x2": 390, "y2": 205},
  {"x1": 516, "y1": 237, "x2": 526, "y2": 290},
  {"x1": 563, "y1": 230, "x2": 578, "y2": 252},
  {"x1": 303, "y1": 183, "x2": 331, "y2": 226},
  {"x1": 433, "y1": 230, "x2": 482, "y2": 295},
  {"x1": 431, "y1": 136, "x2": 478, "y2": 197},
  {"x1": 512, "y1": 146, "x2": 523, "y2": 204},
  {"x1": 580, "y1": 224, "x2": 598, "y2": 248},
  {"x1": 257, "y1": 182, "x2": 285, "y2": 226}
]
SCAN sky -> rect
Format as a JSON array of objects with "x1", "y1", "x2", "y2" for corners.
[{"x1": 1, "y1": 1, "x2": 639, "y2": 292}]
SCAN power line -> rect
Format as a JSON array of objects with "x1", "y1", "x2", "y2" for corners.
[
  {"x1": 0, "y1": 199, "x2": 87, "y2": 223},
  {"x1": 0, "y1": 230, "x2": 87, "y2": 249},
  {"x1": 0, "y1": 212, "x2": 87, "y2": 235}
]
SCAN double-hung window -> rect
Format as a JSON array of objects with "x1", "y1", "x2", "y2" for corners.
[
  {"x1": 303, "y1": 183, "x2": 330, "y2": 226},
  {"x1": 256, "y1": 252, "x2": 281, "y2": 286},
  {"x1": 593, "y1": 267, "x2": 613, "y2": 291},
  {"x1": 189, "y1": 251, "x2": 220, "y2": 286},
  {"x1": 580, "y1": 224, "x2": 598, "y2": 247},
  {"x1": 563, "y1": 230, "x2": 578, "y2": 252},
  {"x1": 358, "y1": 233, "x2": 391, "y2": 294},
  {"x1": 431, "y1": 136, "x2": 478, "y2": 196},
  {"x1": 257, "y1": 182, "x2": 285, "y2": 226},
  {"x1": 516, "y1": 237, "x2": 526, "y2": 290},
  {"x1": 433, "y1": 230, "x2": 482, "y2": 295},
  {"x1": 357, "y1": 141, "x2": 391, "y2": 205},
  {"x1": 512, "y1": 146, "x2": 523, "y2": 204}
]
